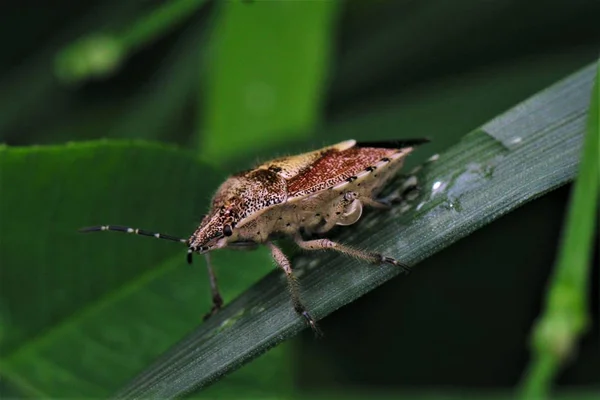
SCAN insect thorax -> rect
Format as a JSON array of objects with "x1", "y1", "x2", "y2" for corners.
[{"x1": 188, "y1": 169, "x2": 288, "y2": 249}]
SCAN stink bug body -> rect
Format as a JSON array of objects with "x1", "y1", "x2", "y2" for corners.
[{"x1": 81, "y1": 138, "x2": 429, "y2": 334}]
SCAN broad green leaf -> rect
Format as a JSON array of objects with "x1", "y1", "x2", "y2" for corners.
[
  {"x1": 201, "y1": 0, "x2": 339, "y2": 162},
  {"x1": 115, "y1": 63, "x2": 595, "y2": 398},
  {"x1": 0, "y1": 141, "x2": 280, "y2": 396}
]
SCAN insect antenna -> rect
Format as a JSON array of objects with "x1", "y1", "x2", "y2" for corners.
[{"x1": 79, "y1": 225, "x2": 188, "y2": 245}]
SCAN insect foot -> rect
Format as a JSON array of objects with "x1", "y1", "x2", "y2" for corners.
[
  {"x1": 378, "y1": 255, "x2": 412, "y2": 274},
  {"x1": 299, "y1": 308, "x2": 324, "y2": 338},
  {"x1": 202, "y1": 292, "x2": 224, "y2": 321}
]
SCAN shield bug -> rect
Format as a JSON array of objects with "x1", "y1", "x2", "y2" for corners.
[{"x1": 80, "y1": 139, "x2": 429, "y2": 335}]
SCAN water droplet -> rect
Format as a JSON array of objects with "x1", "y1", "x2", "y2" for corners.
[
  {"x1": 307, "y1": 259, "x2": 321, "y2": 270},
  {"x1": 250, "y1": 306, "x2": 266, "y2": 315},
  {"x1": 442, "y1": 199, "x2": 463, "y2": 212},
  {"x1": 431, "y1": 180, "x2": 448, "y2": 197},
  {"x1": 218, "y1": 308, "x2": 246, "y2": 331},
  {"x1": 508, "y1": 136, "x2": 523, "y2": 145}
]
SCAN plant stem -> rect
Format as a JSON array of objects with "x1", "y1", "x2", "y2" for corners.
[
  {"x1": 518, "y1": 61, "x2": 599, "y2": 399},
  {"x1": 55, "y1": 0, "x2": 208, "y2": 82},
  {"x1": 120, "y1": 0, "x2": 208, "y2": 51}
]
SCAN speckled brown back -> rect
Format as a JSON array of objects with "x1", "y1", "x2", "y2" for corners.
[{"x1": 286, "y1": 146, "x2": 399, "y2": 197}]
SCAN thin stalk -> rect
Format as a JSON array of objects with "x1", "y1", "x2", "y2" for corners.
[
  {"x1": 518, "y1": 61, "x2": 599, "y2": 399},
  {"x1": 55, "y1": 0, "x2": 209, "y2": 82}
]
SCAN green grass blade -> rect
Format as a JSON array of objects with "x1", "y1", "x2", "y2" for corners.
[
  {"x1": 200, "y1": 0, "x2": 339, "y2": 162},
  {"x1": 115, "y1": 63, "x2": 596, "y2": 399},
  {"x1": 54, "y1": 0, "x2": 208, "y2": 82},
  {"x1": 518, "y1": 61, "x2": 599, "y2": 398}
]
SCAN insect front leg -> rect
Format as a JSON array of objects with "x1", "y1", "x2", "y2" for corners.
[
  {"x1": 266, "y1": 242, "x2": 323, "y2": 337},
  {"x1": 228, "y1": 241, "x2": 260, "y2": 251},
  {"x1": 203, "y1": 253, "x2": 224, "y2": 321},
  {"x1": 293, "y1": 234, "x2": 411, "y2": 274}
]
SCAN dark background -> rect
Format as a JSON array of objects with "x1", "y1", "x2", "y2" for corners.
[{"x1": 0, "y1": 0, "x2": 598, "y2": 397}]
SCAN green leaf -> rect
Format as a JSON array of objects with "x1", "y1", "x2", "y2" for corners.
[
  {"x1": 0, "y1": 141, "x2": 280, "y2": 396},
  {"x1": 114, "y1": 64, "x2": 596, "y2": 398},
  {"x1": 200, "y1": 0, "x2": 339, "y2": 162}
]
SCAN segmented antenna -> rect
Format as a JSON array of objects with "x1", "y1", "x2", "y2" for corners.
[
  {"x1": 79, "y1": 225, "x2": 188, "y2": 244},
  {"x1": 79, "y1": 225, "x2": 197, "y2": 264}
]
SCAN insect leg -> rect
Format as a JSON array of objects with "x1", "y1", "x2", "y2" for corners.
[
  {"x1": 293, "y1": 234, "x2": 411, "y2": 274},
  {"x1": 266, "y1": 242, "x2": 323, "y2": 337},
  {"x1": 314, "y1": 211, "x2": 342, "y2": 234},
  {"x1": 228, "y1": 241, "x2": 260, "y2": 251},
  {"x1": 202, "y1": 253, "x2": 224, "y2": 321},
  {"x1": 360, "y1": 196, "x2": 392, "y2": 209},
  {"x1": 376, "y1": 175, "x2": 420, "y2": 205},
  {"x1": 380, "y1": 151, "x2": 438, "y2": 204}
]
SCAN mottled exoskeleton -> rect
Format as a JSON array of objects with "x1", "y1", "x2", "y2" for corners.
[{"x1": 80, "y1": 139, "x2": 429, "y2": 334}]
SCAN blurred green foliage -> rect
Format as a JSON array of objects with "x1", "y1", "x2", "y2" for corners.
[
  {"x1": 201, "y1": 1, "x2": 338, "y2": 162},
  {"x1": 0, "y1": 0, "x2": 598, "y2": 398}
]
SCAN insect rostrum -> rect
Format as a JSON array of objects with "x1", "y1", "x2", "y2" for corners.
[{"x1": 80, "y1": 139, "x2": 429, "y2": 335}]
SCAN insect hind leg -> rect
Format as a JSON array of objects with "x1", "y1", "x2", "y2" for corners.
[
  {"x1": 293, "y1": 234, "x2": 411, "y2": 274},
  {"x1": 377, "y1": 151, "x2": 438, "y2": 206},
  {"x1": 375, "y1": 174, "x2": 420, "y2": 206},
  {"x1": 266, "y1": 242, "x2": 323, "y2": 337}
]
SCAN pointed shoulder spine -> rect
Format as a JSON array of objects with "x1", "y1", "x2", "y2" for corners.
[{"x1": 355, "y1": 138, "x2": 430, "y2": 149}]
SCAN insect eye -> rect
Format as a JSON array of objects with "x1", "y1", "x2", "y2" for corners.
[{"x1": 223, "y1": 225, "x2": 233, "y2": 237}]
